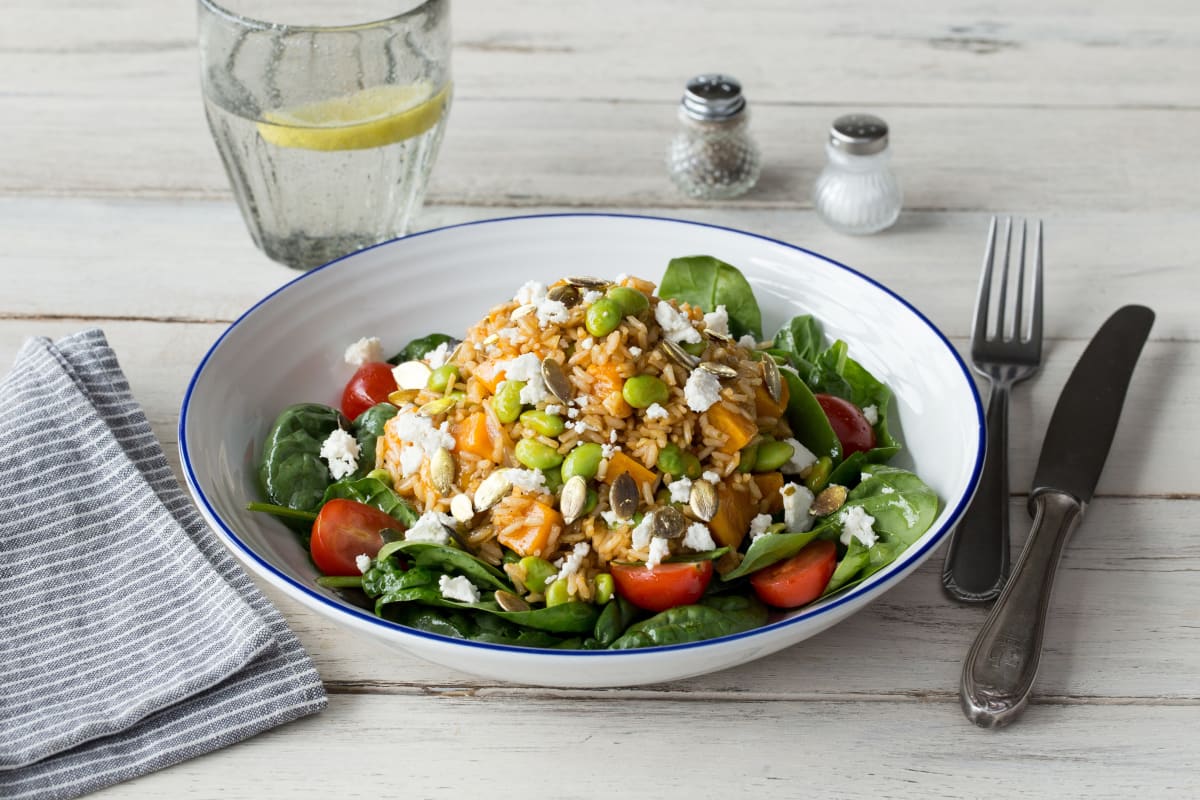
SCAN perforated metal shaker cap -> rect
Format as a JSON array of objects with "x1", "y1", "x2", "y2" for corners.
[
  {"x1": 829, "y1": 113, "x2": 889, "y2": 155},
  {"x1": 681, "y1": 74, "x2": 746, "y2": 120}
]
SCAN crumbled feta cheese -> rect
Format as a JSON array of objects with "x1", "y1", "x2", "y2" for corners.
[
  {"x1": 862, "y1": 404, "x2": 879, "y2": 426},
  {"x1": 737, "y1": 334, "x2": 758, "y2": 349},
  {"x1": 514, "y1": 281, "x2": 547, "y2": 306},
  {"x1": 582, "y1": 290, "x2": 603, "y2": 304},
  {"x1": 425, "y1": 341, "x2": 452, "y2": 369},
  {"x1": 600, "y1": 509, "x2": 622, "y2": 527},
  {"x1": 645, "y1": 402, "x2": 669, "y2": 420},
  {"x1": 496, "y1": 327, "x2": 523, "y2": 343},
  {"x1": 554, "y1": 543, "x2": 590, "y2": 582},
  {"x1": 881, "y1": 486, "x2": 895, "y2": 495},
  {"x1": 499, "y1": 353, "x2": 550, "y2": 405},
  {"x1": 646, "y1": 536, "x2": 671, "y2": 568},
  {"x1": 683, "y1": 368, "x2": 722, "y2": 412},
  {"x1": 749, "y1": 513, "x2": 773, "y2": 542},
  {"x1": 319, "y1": 429, "x2": 359, "y2": 480},
  {"x1": 702, "y1": 470, "x2": 720, "y2": 484},
  {"x1": 839, "y1": 505, "x2": 878, "y2": 547},
  {"x1": 609, "y1": 430, "x2": 618, "y2": 444},
  {"x1": 505, "y1": 468, "x2": 548, "y2": 494},
  {"x1": 616, "y1": 272, "x2": 630, "y2": 283},
  {"x1": 781, "y1": 482, "x2": 816, "y2": 532},
  {"x1": 344, "y1": 336, "x2": 383, "y2": 366},
  {"x1": 628, "y1": 346, "x2": 643, "y2": 357},
  {"x1": 566, "y1": 407, "x2": 580, "y2": 419},
  {"x1": 667, "y1": 477, "x2": 693, "y2": 504},
  {"x1": 702, "y1": 305, "x2": 730, "y2": 337},
  {"x1": 782, "y1": 438, "x2": 817, "y2": 474},
  {"x1": 579, "y1": 337, "x2": 594, "y2": 351},
  {"x1": 655, "y1": 300, "x2": 703, "y2": 344},
  {"x1": 355, "y1": 554, "x2": 371, "y2": 574},
  {"x1": 399, "y1": 444, "x2": 424, "y2": 477},
  {"x1": 545, "y1": 404, "x2": 563, "y2": 415},
  {"x1": 573, "y1": 394, "x2": 592, "y2": 408},
  {"x1": 600, "y1": 443, "x2": 620, "y2": 459},
  {"x1": 389, "y1": 412, "x2": 456, "y2": 460},
  {"x1": 439, "y1": 574, "x2": 481, "y2": 604},
  {"x1": 631, "y1": 513, "x2": 655, "y2": 550},
  {"x1": 405, "y1": 510, "x2": 457, "y2": 544},
  {"x1": 536, "y1": 298, "x2": 571, "y2": 326},
  {"x1": 683, "y1": 523, "x2": 716, "y2": 552}
]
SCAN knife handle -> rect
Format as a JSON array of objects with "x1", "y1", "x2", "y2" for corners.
[
  {"x1": 960, "y1": 490, "x2": 1083, "y2": 728},
  {"x1": 942, "y1": 380, "x2": 1012, "y2": 602}
]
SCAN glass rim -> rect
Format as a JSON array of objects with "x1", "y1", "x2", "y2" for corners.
[{"x1": 198, "y1": 0, "x2": 440, "y2": 34}]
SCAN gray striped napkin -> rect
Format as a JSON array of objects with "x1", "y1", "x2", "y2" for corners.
[{"x1": 0, "y1": 330, "x2": 326, "y2": 799}]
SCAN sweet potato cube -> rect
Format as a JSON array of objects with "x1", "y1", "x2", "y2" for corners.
[
  {"x1": 472, "y1": 361, "x2": 506, "y2": 394},
  {"x1": 753, "y1": 472, "x2": 785, "y2": 514},
  {"x1": 586, "y1": 362, "x2": 632, "y2": 418},
  {"x1": 601, "y1": 450, "x2": 659, "y2": 493},
  {"x1": 496, "y1": 499, "x2": 563, "y2": 558},
  {"x1": 453, "y1": 411, "x2": 494, "y2": 460},
  {"x1": 705, "y1": 402, "x2": 758, "y2": 454},
  {"x1": 709, "y1": 481, "x2": 755, "y2": 551},
  {"x1": 754, "y1": 377, "x2": 789, "y2": 419}
]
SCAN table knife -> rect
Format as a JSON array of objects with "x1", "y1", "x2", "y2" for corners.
[{"x1": 960, "y1": 304, "x2": 1155, "y2": 728}]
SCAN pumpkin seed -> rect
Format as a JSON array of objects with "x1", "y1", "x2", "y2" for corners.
[
  {"x1": 387, "y1": 389, "x2": 420, "y2": 406},
  {"x1": 495, "y1": 589, "x2": 531, "y2": 612},
  {"x1": 660, "y1": 339, "x2": 699, "y2": 369},
  {"x1": 566, "y1": 275, "x2": 610, "y2": 290},
  {"x1": 698, "y1": 361, "x2": 738, "y2": 379},
  {"x1": 688, "y1": 479, "x2": 719, "y2": 522},
  {"x1": 703, "y1": 327, "x2": 733, "y2": 343},
  {"x1": 547, "y1": 284, "x2": 582, "y2": 308},
  {"x1": 812, "y1": 484, "x2": 849, "y2": 517},
  {"x1": 392, "y1": 360, "x2": 432, "y2": 391},
  {"x1": 609, "y1": 472, "x2": 639, "y2": 520},
  {"x1": 511, "y1": 304, "x2": 536, "y2": 319},
  {"x1": 418, "y1": 395, "x2": 459, "y2": 417},
  {"x1": 430, "y1": 447, "x2": 455, "y2": 494},
  {"x1": 541, "y1": 357, "x2": 573, "y2": 403},
  {"x1": 762, "y1": 356, "x2": 783, "y2": 404},
  {"x1": 651, "y1": 505, "x2": 687, "y2": 539},
  {"x1": 450, "y1": 493, "x2": 475, "y2": 523},
  {"x1": 559, "y1": 475, "x2": 588, "y2": 525},
  {"x1": 474, "y1": 471, "x2": 512, "y2": 511}
]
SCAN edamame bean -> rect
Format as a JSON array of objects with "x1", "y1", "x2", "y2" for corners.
[
  {"x1": 754, "y1": 439, "x2": 795, "y2": 473},
  {"x1": 621, "y1": 374, "x2": 669, "y2": 409},
  {"x1": 519, "y1": 556, "x2": 557, "y2": 594},
  {"x1": 582, "y1": 487, "x2": 599, "y2": 516},
  {"x1": 541, "y1": 467, "x2": 564, "y2": 494},
  {"x1": 561, "y1": 442, "x2": 603, "y2": 481},
  {"x1": 681, "y1": 341, "x2": 707, "y2": 357},
  {"x1": 804, "y1": 455, "x2": 833, "y2": 493},
  {"x1": 606, "y1": 286, "x2": 649, "y2": 318},
  {"x1": 427, "y1": 364, "x2": 460, "y2": 393},
  {"x1": 593, "y1": 573, "x2": 615, "y2": 604},
  {"x1": 736, "y1": 441, "x2": 759, "y2": 474},
  {"x1": 515, "y1": 438, "x2": 564, "y2": 470},
  {"x1": 682, "y1": 452, "x2": 702, "y2": 479},
  {"x1": 545, "y1": 578, "x2": 570, "y2": 607},
  {"x1": 492, "y1": 380, "x2": 525, "y2": 423},
  {"x1": 520, "y1": 409, "x2": 565, "y2": 437},
  {"x1": 585, "y1": 297, "x2": 623, "y2": 337},
  {"x1": 366, "y1": 468, "x2": 393, "y2": 487},
  {"x1": 656, "y1": 443, "x2": 688, "y2": 477}
]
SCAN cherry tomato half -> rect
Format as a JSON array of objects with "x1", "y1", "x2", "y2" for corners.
[
  {"x1": 749, "y1": 539, "x2": 838, "y2": 609},
  {"x1": 341, "y1": 362, "x2": 397, "y2": 421},
  {"x1": 310, "y1": 498, "x2": 398, "y2": 576},
  {"x1": 814, "y1": 393, "x2": 876, "y2": 457},
  {"x1": 611, "y1": 560, "x2": 714, "y2": 612}
]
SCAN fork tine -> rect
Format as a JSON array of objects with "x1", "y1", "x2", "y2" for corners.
[
  {"x1": 993, "y1": 217, "x2": 1012, "y2": 340},
  {"x1": 1029, "y1": 220, "x2": 1044, "y2": 346},
  {"x1": 972, "y1": 217, "x2": 998, "y2": 343},
  {"x1": 1011, "y1": 219, "x2": 1028, "y2": 341}
]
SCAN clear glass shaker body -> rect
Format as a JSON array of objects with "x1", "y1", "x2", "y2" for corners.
[
  {"x1": 813, "y1": 115, "x2": 902, "y2": 235},
  {"x1": 666, "y1": 75, "x2": 760, "y2": 200}
]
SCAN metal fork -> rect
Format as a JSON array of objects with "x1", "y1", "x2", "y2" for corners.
[{"x1": 942, "y1": 217, "x2": 1044, "y2": 603}]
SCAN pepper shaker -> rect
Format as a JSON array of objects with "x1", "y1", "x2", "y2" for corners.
[
  {"x1": 813, "y1": 113, "x2": 902, "y2": 234},
  {"x1": 666, "y1": 74, "x2": 761, "y2": 200}
]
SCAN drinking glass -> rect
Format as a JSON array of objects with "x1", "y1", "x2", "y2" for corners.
[{"x1": 198, "y1": 0, "x2": 452, "y2": 269}]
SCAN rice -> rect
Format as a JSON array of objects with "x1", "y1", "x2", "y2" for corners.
[{"x1": 379, "y1": 275, "x2": 794, "y2": 600}]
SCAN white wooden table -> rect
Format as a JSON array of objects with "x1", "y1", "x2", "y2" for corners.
[{"x1": 4, "y1": 1, "x2": 1198, "y2": 796}]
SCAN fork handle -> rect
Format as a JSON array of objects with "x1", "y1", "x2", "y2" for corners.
[{"x1": 942, "y1": 379, "x2": 1011, "y2": 602}]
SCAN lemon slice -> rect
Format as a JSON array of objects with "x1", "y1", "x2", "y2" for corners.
[{"x1": 257, "y1": 82, "x2": 451, "y2": 152}]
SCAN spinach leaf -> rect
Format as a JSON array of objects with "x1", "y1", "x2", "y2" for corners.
[
  {"x1": 593, "y1": 596, "x2": 641, "y2": 647},
  {"x1": 720, "y1": 530, "x2": 820, "y2": 581},
  {"x1": 772, "y1": 314, "x2": 824, "y2": 365},
  {"x1": 351, "y1": 402, "x2": 398, "y2": 478},
  {"x1": 385, "y1": 605, "x2": 571, "y2": 648},
  {"x1": 478, "y1": 601, "x2": 600, "y2": 634},
  {"x1": 388, "y1": 333, "x2": 458, "y2": 365},
  {"x1": 608, "y1": 595, "x2": 768, "y2": 649},
  {"x1": 362, "y1": 562, "x2": 437, "y2": 599},
  {"x1": 808, "y1": 341, "x2": 901, "y2": 461},
  {"x1": 377, "y1": 540, "x2": 512, "y2": 590},
  {"x1": 258, "y1": 403, "x2": 348, "y2": 525},
  {"x1": 666, "y1": 547, "x2": 730, "y2": 563},
  {"x1": 781, "y1": 367, "x2": 841, "y2": 464},
  {"x1": 322, "y1": 475, "x2": 420, "y2": 528},
  {"x1": 659, "y1": 255, "x2": 763, "y2": 339}
]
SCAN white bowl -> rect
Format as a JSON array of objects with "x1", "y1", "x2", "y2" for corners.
[{"x1": 180, "y1": 214, "x2": 983, "y2": 687}]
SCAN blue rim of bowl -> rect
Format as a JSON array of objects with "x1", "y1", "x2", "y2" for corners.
[{"x1": 179, "y1": 212, "x2": 985, "y2": 658}]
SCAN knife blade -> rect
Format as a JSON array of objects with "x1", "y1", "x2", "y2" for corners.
[{"x1": 960, "y1": 305, "x2": 1155, "y2": 728}]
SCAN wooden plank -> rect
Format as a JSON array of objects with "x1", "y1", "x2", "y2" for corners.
[
  {"x1": 0, "y1": 199, "x2": 1194, "y2": 344},
  {"x1": 89, "y1": 693, "x2": 1200, "y2": 799}
]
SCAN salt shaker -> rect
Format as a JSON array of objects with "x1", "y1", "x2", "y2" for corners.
[
  {"x1": 813, "y1": 113, "x2": 902, "y2": 234},
  {"x1": 666, "y1": 74, "x2": 761, "y2": 200}
]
